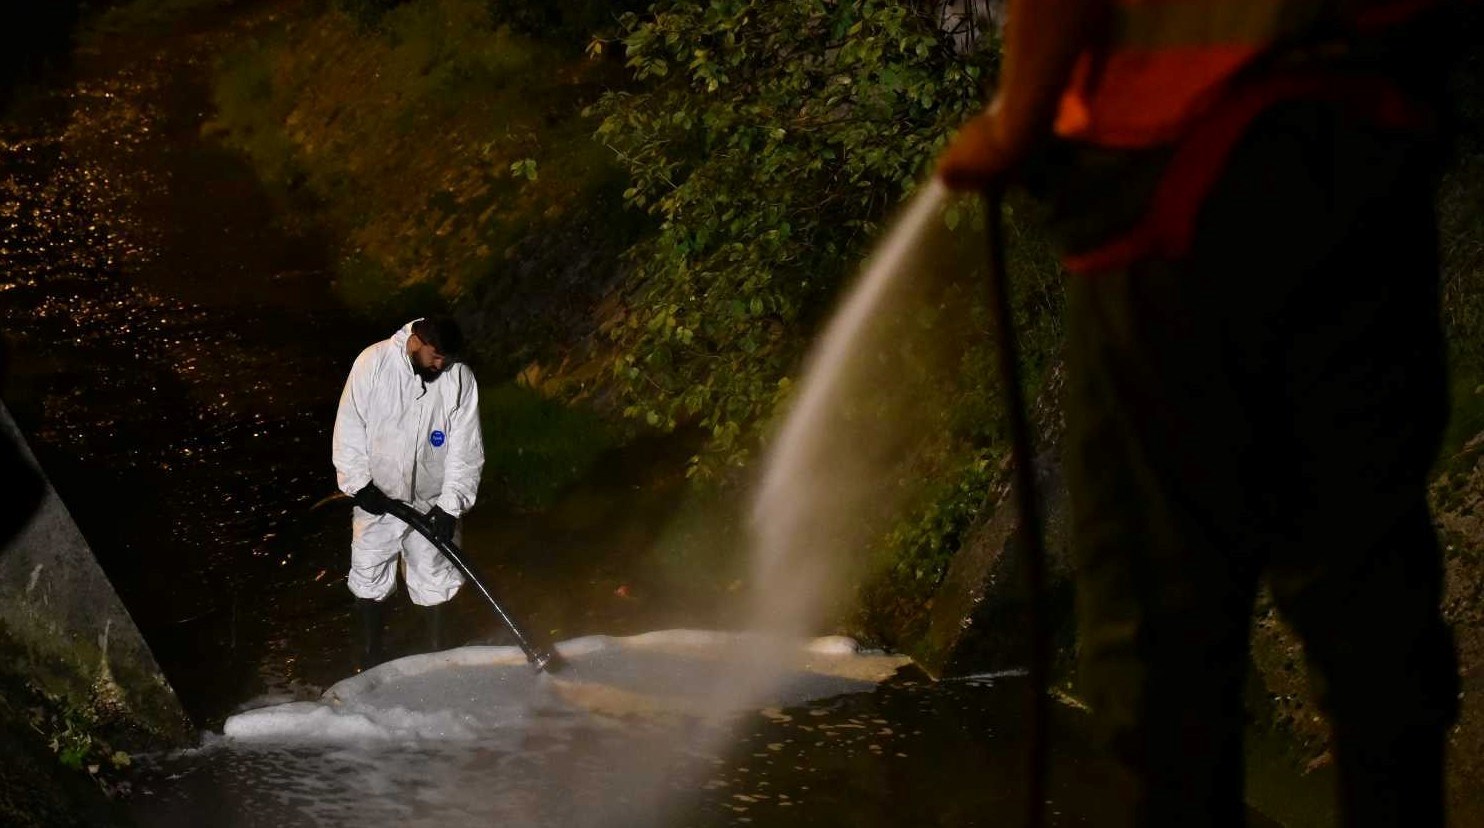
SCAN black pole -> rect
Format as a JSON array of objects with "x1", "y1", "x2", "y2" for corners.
[
  {"x1": 983, "y1": 187, "x2": 1049, "y2": 827},
  {"x1": 381, "y1": 499, "x2": 567, "y2": 674}
]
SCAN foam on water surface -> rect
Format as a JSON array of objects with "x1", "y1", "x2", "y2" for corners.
[{"x1": 224, "y1": 630, "x2": 909, "y2": 745}]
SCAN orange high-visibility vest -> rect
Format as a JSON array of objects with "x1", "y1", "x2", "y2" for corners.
[{"x1": 1053, "y1": 0, "x2": 1440, "y2": 148}]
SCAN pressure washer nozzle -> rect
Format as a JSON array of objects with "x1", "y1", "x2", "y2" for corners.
[{"x1": 531, "y1": 649, "x2": 568, "y2": 674}]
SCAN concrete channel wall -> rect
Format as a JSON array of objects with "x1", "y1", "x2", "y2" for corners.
[{"x1": 0, "y1": 401, "x2": 190, "y2": 746}]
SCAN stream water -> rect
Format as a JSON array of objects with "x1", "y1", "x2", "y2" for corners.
[{"x1": 0, "y1": 5, "x2": 1145, "y2": 826}]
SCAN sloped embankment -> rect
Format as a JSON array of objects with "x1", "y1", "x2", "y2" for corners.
[{"x1": 205, "y1": 0, "x2": 646, "y2": 377}]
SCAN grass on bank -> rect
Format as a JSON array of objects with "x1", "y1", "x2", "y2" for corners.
[{"x1": 478, "y1": 382, "x2": 618, "y2": 510}]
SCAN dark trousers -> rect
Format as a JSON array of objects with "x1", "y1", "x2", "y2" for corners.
[{"x1": 1061, "y1": 103, "x2": 1459, "y2": 826}]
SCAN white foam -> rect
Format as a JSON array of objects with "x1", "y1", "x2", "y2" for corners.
[
  {"x1": 222, "y1": 630, "x2": 908, "y2": 745},
  {"x1": 224, "y1": 701, "x2": 478, "y2": 742},
  {"x1": 806, "y1": 635, "x2": 861, "y2": 655}
]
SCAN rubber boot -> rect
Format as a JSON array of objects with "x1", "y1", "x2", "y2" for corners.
[
  {"x1": 424, "y1": 602, "x2": 446, "y2": 653},
  {"x1": 355, "y1": 597, "x2": 385, "y2": 672}
]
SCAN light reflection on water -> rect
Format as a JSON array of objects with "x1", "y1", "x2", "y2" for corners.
[{"x1": 0, "y1": 14, "x2": 376, "y2": 726}]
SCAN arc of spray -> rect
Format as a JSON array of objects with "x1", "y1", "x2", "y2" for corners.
[{"x1": 983, "y1": 186, "x2": 1050, "y2": 828}]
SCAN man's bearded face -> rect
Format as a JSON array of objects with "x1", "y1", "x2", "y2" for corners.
[{"x1": 410, "y1": 339, "x2": 449, "y2": 383}]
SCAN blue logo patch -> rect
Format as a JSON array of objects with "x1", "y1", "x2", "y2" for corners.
[{"x1": 429, "y1": 430, "x2": 446, "y2": 447}]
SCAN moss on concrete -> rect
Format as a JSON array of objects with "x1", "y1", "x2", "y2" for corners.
[{"x1": 0, "y1": 630, "x2": 135, "y2": 827}]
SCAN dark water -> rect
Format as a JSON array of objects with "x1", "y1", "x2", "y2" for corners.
[
  {"x1": 128, "y1": 669, "x2": 1129, "y2": 828},
  {"x1": 0, "y1": 7, "x2": 1162, "y2": 827}
]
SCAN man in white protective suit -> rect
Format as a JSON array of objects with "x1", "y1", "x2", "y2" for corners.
[{"x1": 332, "y1": 317, "x2": 484, "y2": 670}]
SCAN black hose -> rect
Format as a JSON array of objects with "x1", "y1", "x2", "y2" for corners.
[
  {"x1": 314, "y1": 492, "x2": 567, "y2": 674},
  {"x1": 983, "y1": 187, "x2": 1050, "y2": 827}
]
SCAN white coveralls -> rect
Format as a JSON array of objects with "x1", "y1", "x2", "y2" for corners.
[{"x1": 332, "y1": 321, "x2": 484, "y2": 606}]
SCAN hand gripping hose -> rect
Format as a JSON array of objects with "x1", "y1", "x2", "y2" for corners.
[{"x1": 984, "y1": 187, "x2": 1050, "y2": 827}]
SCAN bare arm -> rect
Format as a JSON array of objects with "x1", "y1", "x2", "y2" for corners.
[{"x1": 937, "y1": 0, "x2": 1107, "y2": 190}]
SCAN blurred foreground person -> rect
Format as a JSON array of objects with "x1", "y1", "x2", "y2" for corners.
[
  {"x1": 332, "y1": 317, "x2": 484, "y2": 670},
  {"x1": 938, "y1": 0, "x2": 1463, "y2": 824}
]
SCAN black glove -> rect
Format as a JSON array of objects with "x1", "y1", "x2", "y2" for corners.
[
  {"x1": 426, "y1": 506, "x2": 456, "y2": 543},
  {"x1": 353, "y1": 483, "x2": 392, "y2": 516}
]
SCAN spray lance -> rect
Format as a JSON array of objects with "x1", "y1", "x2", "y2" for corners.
[
  {"x1": 982, "y1": 186, "x2": 1051, "y2": 827},
  {"x1": 312, "y1": 492, "x2": 567, "y2": 674}
]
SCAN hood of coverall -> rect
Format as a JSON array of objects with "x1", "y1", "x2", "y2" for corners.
[{"x1": 332, "y1": 321, "x2": 484, "y2": 516}]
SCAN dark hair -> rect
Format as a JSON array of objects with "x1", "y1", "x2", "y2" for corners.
[{"x1": 411, "y1": 317, "x2": 465, "y2": 360}]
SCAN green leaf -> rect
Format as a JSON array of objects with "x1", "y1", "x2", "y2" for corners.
[{"x1": 509, "y1": 158, "x2": 539, "y2": 181}]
